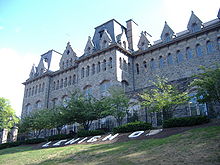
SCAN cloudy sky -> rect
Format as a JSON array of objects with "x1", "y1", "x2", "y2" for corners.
[{"x1": 0, "y1": 0, "x2": 219, "y2": 116}]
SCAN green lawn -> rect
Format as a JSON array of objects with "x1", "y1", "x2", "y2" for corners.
[{"x1": 0, "y1": 126, "x2": 220, "y2": 165}]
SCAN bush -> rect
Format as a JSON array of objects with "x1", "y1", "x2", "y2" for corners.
[
  {"x1": 113, "y1": 121, "x2": 152, "y2": 134},
  {"x1": 23, "y1": 138, "x2": 46, "y2": 144},
  {"x1": 47, "y1": 134, "x2": 74, "y2": 141},
  {"x1": 77, "y1": 129, "x2": 105, "y2": 137},
  {"x1": 163, "y1": 115, "x2": 210, "y2": 128}
]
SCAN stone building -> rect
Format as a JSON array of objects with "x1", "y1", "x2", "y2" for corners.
[{"x1": 21, "y1": 10, "x2": 220, "y2": 131}]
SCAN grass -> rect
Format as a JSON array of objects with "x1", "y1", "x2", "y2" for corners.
[{"x1": 0, "y1": 126, "x2": 220, "y2": 165}]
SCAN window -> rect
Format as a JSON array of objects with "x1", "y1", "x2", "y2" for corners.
[
  {"x1": 119, "y1": 57, "x2": 122, "y2": 68},
  {"x1": 52, "y1": 98, "x2": 58, "y2": 108},
  {"x1": 206, "y1": 41, "x2": 214, "y2": 54},
  {"x1": 60, "y1": 79, "x2": 63, "y2": 88},
  {"x1": 167, "y1": 53, "x2": 173, "y2": 65},
  {"x1": 143, "y1": 61, "x2": 147, "y2": 69},
  {"x1": 86, "y1": 66, "x2": 90, "y2": 77},
  {"x1": 100, "y1": 80, "x2": 110, "y2": 96},
  {"x1": 109, "y1": 57, "x2": 113, "y2": 69},
  {"x1": 92, "y1": 64, "x2": 95, "y2": 75},
  {"x1": 122, "y1": 80, "x2": 129, "y2": 92},
  {"x1": 218, "y1": 38, "x2": 220, "y2": 49},
  {"x1": 56, "y1": 80, "x2": 59, "y2": 90},
  {"x1": 84, "y1": 85, "x2": 92, "y2": 97},
  {"x1": 81, "y1": 67, "x2": 85, "y2": 78},
  {"x1": 25, "y1": 103, "x2": 31, "y2": 113},
  {"x1": 123, "y1": 41, "x2": 126, "y2": 49},
  {"x1": 68, "y1": 76, "x2": 72, "y2": 86},
  {"x1": 196, "y1": 44, "x2": 203, "y2": 56},
  {"x1": 73, "y1": 74, "x2": 76, "y2": 84},
  {"x1": 150, "y1": 59, "x2": 156, "y2": 70},
  {"x1": 97, "y1": 62, "x2": 101, "y2": 72},
  {"x1": 66, "y1": 60, "x2": 69, "y2": 68},
  {"x1": 52, "y1": 81, "x2": 56, "y2": 90},
  {"x1": 25, "y1": 89, "x2": 28, "y2": 98},
  {"x1": 35, "y1": 85, "x2": 38, "y2": 94},
  {"x1": 29, "y1": 88, "x2": 31, "y2": 97},
  {"x1": 159, "y1": 56, "x2": 164, "y2": 68},
  {"x1": 38, "y1": 84, "x2": 41, "y2": 93},
  {"x1": 67, "y1": 50, "x2": 70, "y2": 55},
  {"x1": 136, "y1": 63, "x2": 139, "y2": 74},
  {"x1": 191, "y1": 23, "x2": 200, "y2": 33},
  {"x1": 164, "y1": 33, "x2": 171, "y2": 42},
  {"x1": 64, "y1": 77, "x2": 67, "y2": 87},
  {"x1": 32, "y1": 87, "x2": 34, "y2": 96},
  {"x1": 103, "y1": 59, "x2": 106, "y2": 71},
  {"x1": 36, "y1": 100, "x2": 41, "y2": 109},
  {"x1": 42, "y1": 83, "x2": 45, "y2": 92},
  {"x1": 70, "y1": 58, "x2": 73, "y2": 66},
  {"x1": 176, "y1": 50, "x2": 184, "y2": 63},
  {"x1": 128, "y1": 62, "x2": 131, "y2": 73},
  {"x1": 186, "y1": 47, "x2": 193, "y2": 59},
  {"x1": 123, "y1": 59, "x2": 127, "y2": 71}
]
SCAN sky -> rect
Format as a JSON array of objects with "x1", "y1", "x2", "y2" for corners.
[{"x1": 0, "y1": 0, "x2": 219, "y2": 116}]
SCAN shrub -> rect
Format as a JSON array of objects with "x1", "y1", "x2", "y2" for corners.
[
  {"x1": 23, "y1": 138, "x2": 46, "y2": 144},
  {"x1": 163, "y1": 115, "x2": 210, "y2": 128},
  {"x1": 47, "y1": 134, "x2": 74, "y2": 141},
  {"x1": 77, "y1": 129, "x2": 105, "y2": 137},
  {"x1": 113, "y1": 121, "x2": 152, "y2": 134}
]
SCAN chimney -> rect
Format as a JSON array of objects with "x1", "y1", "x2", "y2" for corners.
[{"x1": 126, "y1": 19, "x2": 139, "y2": 51}]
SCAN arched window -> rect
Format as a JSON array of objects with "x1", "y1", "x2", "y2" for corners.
[
  {"x1": 60, "y1": 79, "x2": 63, "y2": 88},
  {"x1": 123, "y1": 59, "x2": 127, "y2": 71},
  {"x1": 122, "y1": 80, "x2": 129, "y2": 92},
  {"x1": 53, "y1": 81, "x2": 56, "y2": 90},
  {"x1": 136, "y1": 63, "x2": 139, "y2": 74},
  {"x1": 128, "y1": 62, "x2": 131, "y2": 73},
  {"x1": 159, "y1": 56, "x2": 164, "y2": 68},
  {"x1": 206, "y1": 41, "x2": 214, "y2": 54},
  {"x1": 32, "y1": 87, "x2": 34, "y2": 96},
  {"x1": 36, "y1": 100, "x2": 41, "y2": 109},
  {"x1": 25, "y1": 103, "x2": 31, "y2": 113},
  {"x1": 84, "y1": 85, "x2": 92, "y2": 97},
  {"x1": 191, "y1": 23, "x2": 200, "y2": 33},
  {"x1": 42, "y1": 82, "x2": 45, "y2": 92},
  {"x1": 100, "y1": 80, "x2": 110, "y2": 96},
  {"x1": 186, "y1": 47, "x2": 193, "y2": 59},
  {"x1": 92, "y1": 64, "x2": 95, "y2": 75},
  {"x1": 123, "y1": 41, "x2": 126, "y2": 49},
  {"x1": 167, "y1": 53, "x2": 173, "y2": 65},
  {"x1": 38, "y1": 84, "x2": 41, "y2": 93},
  {"x1": 109, "y1": 57, "x2": 113, "y2": 69},
  {"x1": 196, "y1": 44, "x2": 203, "y2": 57},
  {"x1": 97, "y1": 62, "x2": 101, "y2": 72},
  {"x1": 218, "y1": 38, "x2": 220, "y2": 49},
  {"x1": 52, "y1": 98, "x2": 58, "y2": 108},
  {"x1": 35, "y1": 85, "x2": 38, "y2": 94},
  {"x1": 164, "y1": 33, "x2": 171, "y2": 42},
  {"x1": 68, "y1": 76, "x2": 72, "y2": 86},
  {"x1": 73, "y1": 74, "x2": 76, "y2": 84},
  {"x1": 56, "y1": 80, "x2": 59, "y2": 90},
  {"x1": 150, "y1": 59, "x2": 155, "y2": 70},
  {"x1": 81, "y1": 67, "x2": 85, "y2": 78},
  {"x1": 176, "y1": 50, "x2": 184, "y2": 63},
  {"x1": 143, "y1": 61, "x2": 147, "y2": 69},
  {"x1": 119, "y1": 57, "x2": 122, "y2": 68},
  {"x1": 86, "y1": 66, "x2": 90, "y2": 77},
  {"x1": 103, "y1": 59, "x2": 106, "y2": 71},
  {"x1": 64, "y1": 77, "x2": 67, "y2": 87}
]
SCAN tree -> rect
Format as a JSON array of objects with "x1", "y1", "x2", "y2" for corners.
[
  {"x1": 20, "y1": 109, "x2": 52, "y2": 138},
  {"x1": 140, "y1": 77, "x2": 189, "y2": 121},
  {"x1": 64, "y1": 92, "x2": 108, "y2": 130},
  {"x1": 191, "y1": 66, "x2": 220, "y2": 104},
  {"x1": 0, "y1": 97, "x2": 19, "y2": 130},
  {"x1": 103, "y1": 87, "x2": 130, "y2": 126}
]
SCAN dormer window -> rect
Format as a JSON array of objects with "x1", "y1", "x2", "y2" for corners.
[
  {"x1": 99, "y1": 30, "x2": 104, "y2": 38},
  {"x1": 67, "y1": 50, "x2": 70, "y2": 55},
  {"x1": 141, "y1": 42, "x2": 145, "y2": 46},
  {"x1": 191, "y1": 23, "x2": 200, "y2": 33},
  {"x1": 164, "y1": 33, "x2": 171, "y2": 42}
]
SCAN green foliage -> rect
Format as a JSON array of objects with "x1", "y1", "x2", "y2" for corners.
[
  {"x1": 140, "y1": 77, "x2": 189, "y2": 120},
  {"x1": 163, "y1": 116, "x2": 210, "y2": 128},
  {"x1": 63, "y1": 91, "x2": 108, "y2": 130},
  {"x1": 77, "y1": 129, "x2": 105, "y2": 137},
  {"x1": 191, "y1": 66, "x2": 220, "y2": 103},
  {"x1": 47, "y1": 134, "x2": 74, "y2": 141},
  {"x1": 113, "y1": 121, "x2": 152, "y2": 133},
  {"x1": 0, "y1": 97, "x2": 19, "y2": 130},
  {"x1": 103, "y1": 87, "x2": 130, "y2": 126}
]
